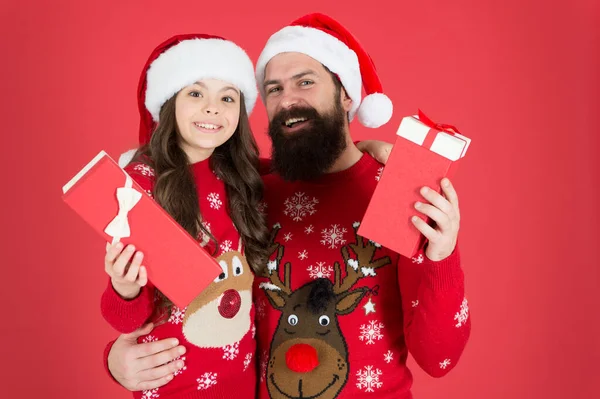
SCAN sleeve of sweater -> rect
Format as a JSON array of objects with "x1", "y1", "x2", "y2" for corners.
[
  {"x1": 100, "y1": 162, "x2": 157, "y2": 333},
  {"x1": 101, "y1": 278, "x2": 156, "y2": 333},
  {"x1": 102, "y1": 339, "x2": 119, "y2": 384},
  {"x1": 397, "y1": 245, "x2": 471, "y2": 377}
]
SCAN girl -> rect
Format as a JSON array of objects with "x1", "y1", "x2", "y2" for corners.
[{"x1": 101, "y1": 33, "x2": 269, "y2": 399}]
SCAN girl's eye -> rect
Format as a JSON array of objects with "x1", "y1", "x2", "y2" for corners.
[
  {"x1": 222, "y1": 96, "x2": 234, "y2": 103},
  {"x1": 190, "y1": 91, "x2": 202, "y2": 98}
]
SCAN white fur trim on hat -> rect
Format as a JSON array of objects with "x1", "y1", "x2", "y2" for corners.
[
  {"x1": 357, "y1": 93, "x2": 393, "y2": 128},
  {"x1": 255, "y1": 26, "x2": 362, "y2": 120},
  {"x1": 145, "y1": 38, "x2": 258, "y2": 121}
]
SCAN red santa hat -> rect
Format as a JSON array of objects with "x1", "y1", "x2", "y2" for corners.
[
  {"x1": 119, "y1": 33, "x2": 257, "y2": 167},
  {"x1": 255, "y1": 13, "x2": 393, "y2": 128}
]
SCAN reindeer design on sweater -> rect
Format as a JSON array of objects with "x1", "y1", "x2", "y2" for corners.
[
  {"x1": 182, "y1": 237, "x2": 253, "y2": 348},
  {"x1": 260, "y1": 224, "x2": 391, "y2": 399}
]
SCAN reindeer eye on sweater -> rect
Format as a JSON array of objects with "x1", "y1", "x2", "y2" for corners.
[
  {"x1": 232, "y1": 256, "x2": 244, "y2": 276},
  {"x1": 288, "y1": 314, "x2": 299, "y2": 326},
  {"x1": 319, "y1": 315, "x2": 330, "y2": 326},
  {"x1": 215, "y1": 260, "x2": 229, "y2": 282}
]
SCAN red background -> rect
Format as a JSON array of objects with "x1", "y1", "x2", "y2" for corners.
[{"x1": 1, "y1": 0, "x2": 598, "y2": 398}]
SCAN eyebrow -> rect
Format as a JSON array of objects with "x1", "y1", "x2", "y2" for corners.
[
  {"x1": 193, "y1": 81, "x2": 240, "y2": 95},
  {"x1": 263, "y1": 70, "x2": 317, "y2": 88},
  {"x1": 293, "y1": 304, "x2": 302, "y2": 311}
]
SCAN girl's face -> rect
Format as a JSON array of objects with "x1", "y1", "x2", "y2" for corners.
[{"x1": 175, "y1": 78, "x2": 241, "y2": 163}]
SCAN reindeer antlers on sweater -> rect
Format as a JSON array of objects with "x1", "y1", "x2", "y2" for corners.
[
  {"x1": 259, "y1": 223, "x2": 292, "y2": 296},
  {"x1": 333, "y1": 222, "x2": 391, "y2": 295}
]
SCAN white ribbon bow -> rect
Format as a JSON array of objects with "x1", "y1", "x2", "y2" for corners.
[{"x1": 104, "y1": 174, "x2": 142, "y2": 244}]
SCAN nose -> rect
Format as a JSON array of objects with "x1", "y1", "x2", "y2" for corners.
[
  {"x1": 278, "y1": 88, "x2": 301, "y2": 110},
  {"x1": 280, "y1": 96, "x2": 299, "y2": 109},
  {"x1": 285, "y1": 343, "x2": 319, "y2": 373},
  {"x1": 204, "y1": 105, "x2": 219, "y2": 115},
  {"x1": 218, "y1": 289, "x2": 241, "y2": 319}
]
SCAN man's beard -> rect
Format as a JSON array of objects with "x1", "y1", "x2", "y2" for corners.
[{"x1": 268, "y1": 99, "x2": 347, "y2": 181}]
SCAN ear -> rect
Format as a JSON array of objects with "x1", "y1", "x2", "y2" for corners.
[
  {"x1": 341, "y1": 87, "x2": 353, "y2": 113},
  {"x1": 336, "y1": 288, "x2": 368, "y2": 315},
  {"x1": 264, "y1": 289, "x2": 287, "y2": 310}
]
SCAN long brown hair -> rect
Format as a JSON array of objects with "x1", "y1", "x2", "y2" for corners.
[{"x1": 129, "y1": 92, "x2": 269, "y2": 313}]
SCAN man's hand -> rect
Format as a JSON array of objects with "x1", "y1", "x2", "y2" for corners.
[
  {"x1": 412, "y1": 178, "x2": 460, "y2": 261},
  {"x1": 108, "y1": 323, "x2": 186, "y2": 391},
  {"x1": 356, "y1": 140, "x2": 393, "y2": 164}
]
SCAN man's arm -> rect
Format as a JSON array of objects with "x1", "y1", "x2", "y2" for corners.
[
  {"x1": 103, "y1": 324, "x2": 186, "y2": 391},
  {"x1": 356, "y1": 140, "x2": 392, "y2": 164},
  {"x1": 398, "y1": 247, "x2": 471, "y2": 377},
  {"x1": 400, "y1": 178, "x2": 470, "y2": 376}
]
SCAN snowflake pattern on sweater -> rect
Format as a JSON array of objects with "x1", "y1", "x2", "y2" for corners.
[
  {"x1": 141, "y1": 388, "x2": 160, "y2": 399},
  {"x1": 359, "y1": 320, "x2": 385, "y2": 345},
  {"x1": 320, "y1": 224, "x2": 347, "y2": 249},
  {"x1": 283, "y1": 192, "x2": 319, "y2": 221},
  {"x1": 356, "y1": 365, "x2": 383, "y2": 392},
  {"x1": 197, "y1": 372, "x2": 218, "y2": 390}
]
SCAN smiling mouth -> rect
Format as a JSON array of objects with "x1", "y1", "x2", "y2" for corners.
[
  {"x1": 283, "y1": 117, "x2": 311, "y2": 131},
  {"x1": 284, "y1": 117, "x2": 307, "y2": 127},
  {"x1": 194, "y1": 122, "x2": 223, "y2": 132},
  {"x1": 270, "y1": 373, "x2": 340, "y2": 399}
]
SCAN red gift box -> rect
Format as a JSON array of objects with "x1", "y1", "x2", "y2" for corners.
[
  {"x1": 61, "y1": 151, "x2": 222, "y2": 309},
  {"x1": 358, "y1": 110, "x2": 471, "y2": 258}
]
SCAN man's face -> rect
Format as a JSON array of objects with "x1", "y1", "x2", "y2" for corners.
[
  {"x1": 263, "y1": 53, "x2": 353, "y2": 181},
  {"x1": 263, "y1": 52, "x2": 351, "y2": 123}
]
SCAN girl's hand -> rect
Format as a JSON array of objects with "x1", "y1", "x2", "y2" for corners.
[{"x1": 105, "y1": 242, "x2": 148, "y2": 299}]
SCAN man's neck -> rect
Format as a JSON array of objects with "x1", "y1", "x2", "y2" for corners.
[{"x1": 326, "y1": 134, "x2": 362, "y2": 174}]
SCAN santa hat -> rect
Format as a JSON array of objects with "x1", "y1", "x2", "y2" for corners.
[
  {"x1": 119, "y1": 33, "x2": 258, "y2": 167},
  {"x1": 255, "y1": 13, "x2": 393, "y2": 128}
]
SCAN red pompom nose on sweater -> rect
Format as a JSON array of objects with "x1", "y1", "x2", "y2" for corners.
[
  {"x1": 218, "y1": 289, "x2": 241, "y2": 318},
  {"x1": 285, "y1": 343, "x2": 319, "y2": 373}
]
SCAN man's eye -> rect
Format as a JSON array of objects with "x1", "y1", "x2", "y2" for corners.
[
  {"x1": 267, "y1": 87, "x2": 280, "y2": 94},
  {"x1": 299, "y1": 80, "x2": 313, "y2": 86}
]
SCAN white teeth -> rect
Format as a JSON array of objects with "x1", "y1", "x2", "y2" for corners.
[
  {"x1": 284, "y1": 117, "x2": 307, "y2": 127},
  {"x1": 195, "y1": 122, "x2": 220, "y2": 130}
]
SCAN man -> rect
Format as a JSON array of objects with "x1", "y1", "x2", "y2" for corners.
[{"x1": 105, "y1": 13, "x2": 470, "y2": 399}]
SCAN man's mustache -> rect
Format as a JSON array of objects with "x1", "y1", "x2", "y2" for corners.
[{"x1": 270, "y1": 106, "x2": 320, "y2": 128}]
